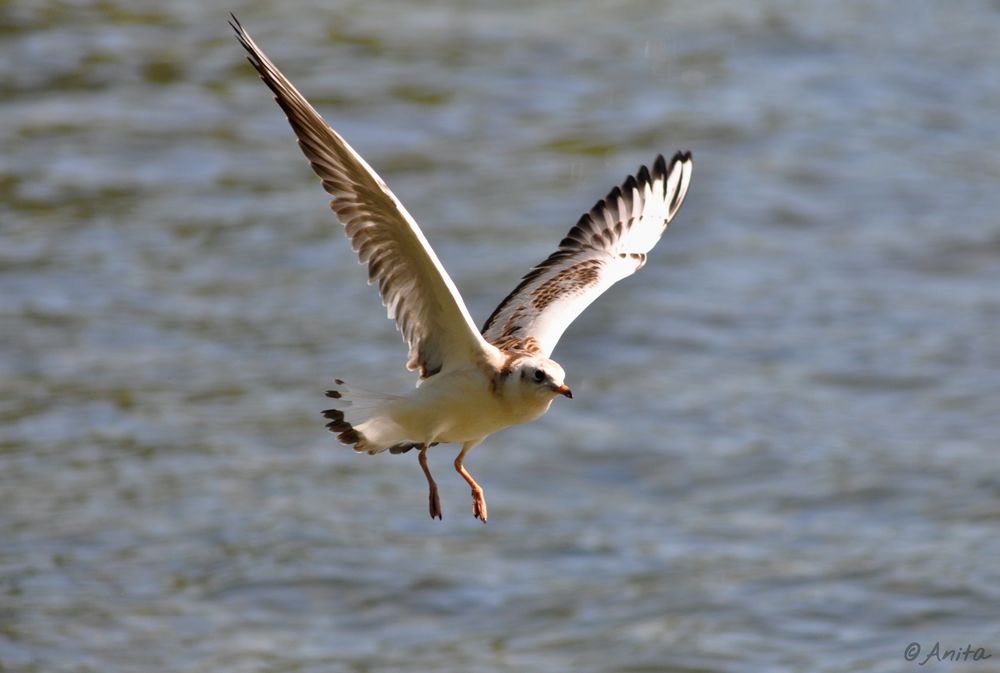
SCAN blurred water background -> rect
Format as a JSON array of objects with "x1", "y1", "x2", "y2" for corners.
[{"x1": 2, "y1": 1, "x2": 999, "y2": 671}]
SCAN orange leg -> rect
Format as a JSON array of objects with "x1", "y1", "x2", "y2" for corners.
[
  {"x1": 419, "y1": 445, "x2": 442, "y2": 520},
  {"x1": 454, "y1": 440, "x2": 486, "y2": 524}
]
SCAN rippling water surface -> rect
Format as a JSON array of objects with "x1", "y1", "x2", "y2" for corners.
[{"x1": 2, "y1": 1, "x2": 999, "y2": 671}]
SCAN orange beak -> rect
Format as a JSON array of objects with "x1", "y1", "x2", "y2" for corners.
[{"x1": 553, "y1": 384, "x2": 573, "y2": 399}]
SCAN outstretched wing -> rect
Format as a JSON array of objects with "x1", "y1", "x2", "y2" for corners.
[
  {"x1": 482, "y1": 153, "x2": 693, "y2": 356},
  {"x1": 232, "y1": 17, "x2": 499, "y2": 378}
]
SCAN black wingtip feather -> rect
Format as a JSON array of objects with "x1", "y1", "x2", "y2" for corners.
[
  {"x1": 636, "y1": 164, "x2": 651, "y2": 187},
  {"x1": 653, "y1": 153, "x2": 668, "y2": 178}
]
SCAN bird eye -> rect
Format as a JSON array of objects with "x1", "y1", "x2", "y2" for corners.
[{"x1": 533, "y1": 369, "x2": 546, "y2": 383}]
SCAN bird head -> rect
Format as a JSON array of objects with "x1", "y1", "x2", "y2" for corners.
[{"x1": 510, "y1": 356, "x2": 572, "y2": 400}]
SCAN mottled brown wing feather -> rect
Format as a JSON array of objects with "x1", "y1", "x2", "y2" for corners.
[
  {"x1": 232, "y1": 17, "x2": 499, "y2": 378},
  {"x1": 482, "y1": 152, "x2": 693, "y2": 357}
]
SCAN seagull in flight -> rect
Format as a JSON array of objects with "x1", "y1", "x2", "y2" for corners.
[{"x1": 232, "y1": 17, "x2": 693, "y2": 523}]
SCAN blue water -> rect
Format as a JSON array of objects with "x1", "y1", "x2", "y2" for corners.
[{"x1": 2, "y1": 1, "x2": 999, "y2": 671}]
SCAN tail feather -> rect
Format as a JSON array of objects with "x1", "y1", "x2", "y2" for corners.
[
  {"x1": 321, "y1": 407, "x2": 363, "y2": 447},
  {"x1": 322, "y1": 379, "x2": 410, "y2": 455}
]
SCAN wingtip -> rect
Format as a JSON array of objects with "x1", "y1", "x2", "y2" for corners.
[
  {"x1": 230, "y1": 16, "x2": 267, "y2": 74},
  {"x1": 652, "y1": 151, "x2": 693, "y2": 187},
  {"x1": 655, "y1": 150, "x2": 693, "y2": 176}
]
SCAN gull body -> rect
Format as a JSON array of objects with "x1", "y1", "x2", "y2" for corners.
[
  {"x1": 349, "y1": 356, "x2": 568, "y2": 449},
  {"x1": 232, "y1": 16, "x2": 693, "y2": 523}
]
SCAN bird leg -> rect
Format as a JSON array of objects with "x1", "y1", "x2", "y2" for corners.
[
  {"x1": 418, "y1": 445, "x2": 442, "y2": 520},
  {"x1": 454, "y1": 440, "x2": 487, "y2": 524}
]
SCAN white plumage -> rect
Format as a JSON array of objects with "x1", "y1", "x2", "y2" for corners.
[{"x1": 233, "y1": 17, "x2": 693, "y2": 523}]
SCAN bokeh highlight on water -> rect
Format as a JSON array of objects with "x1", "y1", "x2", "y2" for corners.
[{"x1": 2, "y1": 1, "x2": 999, "y2": 671}]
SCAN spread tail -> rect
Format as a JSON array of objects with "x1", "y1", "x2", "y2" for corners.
[{"x1": 322, "y1": 379, "x2": 418, "y2": 455}]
